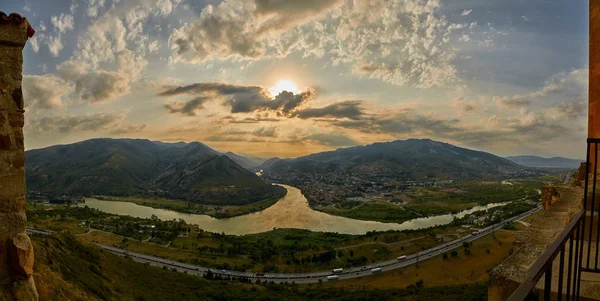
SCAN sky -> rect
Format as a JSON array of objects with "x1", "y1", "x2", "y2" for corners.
[{"x1": 3, "y1": 0, "x2": 589, "y2": 158}]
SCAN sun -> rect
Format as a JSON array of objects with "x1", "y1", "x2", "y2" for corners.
[{"x1": 269, "y1": 79, "x2": 299, "y2": 97}]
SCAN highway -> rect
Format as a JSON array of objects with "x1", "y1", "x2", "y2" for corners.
[{"x1": 28, "y1": 205, "x2": 541, "y2": 284}]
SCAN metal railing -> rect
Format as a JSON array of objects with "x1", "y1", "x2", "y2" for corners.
[{"x1": 507, "y1": 138, "x2": 600, "y2": 300}]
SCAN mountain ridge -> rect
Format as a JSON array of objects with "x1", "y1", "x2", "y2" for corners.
[{"x1": 25, "y1": 138, "x2": 285, "y2": 206}]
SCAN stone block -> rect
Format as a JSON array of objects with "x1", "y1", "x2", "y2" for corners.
[
  {"x1": 0, "y1": 174, "x2": 25, "y2": 196},
  {"x1": 11, "y1": 277, "x2": 38, "y2": 301},
  {"x1": 0, "y1": 19, "x2": 28, "y2": 47},
  {"x1": 0, "y1": 194, "x2": 25, "y2": 213},
  {"x1": 8, "y1": 112, "x2": 23, "y2": 128},
  {"x1": 10, "y1": 152, "x2": 24, "y2": 169},
  {"x1": 0, "y1": 134, "x2": 11, "y2": 151},
  {"x1": 8, "y1": 233, "x2": 33, "y2": 279},
  {"x1": 12, "y1": 131, "x2": 22, "y2": 149}
]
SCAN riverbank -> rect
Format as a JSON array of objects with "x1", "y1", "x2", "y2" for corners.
[
  {"x1": 305, "y1": 179, "x2": 543, "y2": 224},
  {"x1": 92, "y1": 187, "x2": 286, "y2": 219}
]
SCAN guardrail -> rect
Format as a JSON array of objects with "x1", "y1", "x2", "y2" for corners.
[
  {"x1": 506, "y1": 137, "x2": 600, "y2": 300},
  {"x1": 506, "y1": 211, "x2": 583, "y2": 301}
]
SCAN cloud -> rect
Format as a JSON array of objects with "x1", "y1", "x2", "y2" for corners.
[
  {"x1": 109, "y1": 124, "x2": 148, "y2": 135},
  {"x1": 494, "y1": 68, "x2": 587, "y2": 109},
  {"x1": 494, "y1": 96, "x2": 532, "y2": 108},
  {"x1": 252, "y1": 126, "x2": 278, "y2": 137},
  {"x1": 452, "y1": 97, "x2": 476, "y2": 113},
  {"x1": 163, "y1": 97, "x2": 209, "y2": 116},
  {"x1": 167, "y1": 0, "x2": 464, "y2": 88},
  {"x1": 48, "y1": 35, "x2": 64, "y2": 57},
  {"x1": 87, "y1": 0, "x2": 106, "y2": 18},
  {"x1": 51, "y1": 13, "x2": 75, "y2": 33},
  {"x1": 304, "y1": 133, "x2": 358, "y2": 147},
  {"x1": 57, "y1": 61, "x2": 129, "y2": 103},
  {"x1": 159, "y1": 82, "x2": 314, "y2": 116},
  {"x1": 228, "y1": 117, "x2": 281, "y2": 123},
  {"x1": 29, "y1": 112, "x2": 126, "y2": 133},
  {"x1": 169, "y1": 0, "x2": 342, "y2": 64},
  {"x1": 22, "y1": 75, "x2": 71, "y2": 109},
  {"x1": 461, "y1": 9, "x2": 472, "y2": 16},
  {"x1": 294, "y1": 101, "x2": 364, "y2": 120}
]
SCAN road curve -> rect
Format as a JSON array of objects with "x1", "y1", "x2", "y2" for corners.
[{"x1": 27, "y1": 206, "x2": 541, "y2": 283}]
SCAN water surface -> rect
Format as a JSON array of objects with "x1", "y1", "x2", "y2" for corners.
[{"x1": 84, "y1": 184, "x2": 508, "y2": 235}]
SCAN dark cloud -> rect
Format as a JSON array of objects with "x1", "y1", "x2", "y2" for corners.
[
  {"x1": 497, "y1": 97, "x2": 532, "y2": 108},
  {"x1": 294, "y1": 101, "x2": 364, "y2": 120},
  {"x1": 29, "y1": 112, "x2": 125, "y2": 133},
  {"x1": 159, "y1": 82, "x2": 314, "y2": 116},
  {"x1": 252, "y1": 126, "x2": 278, "y2": 137},
  {"x1": 164, "y1": 97, "x2": 210, "y2": 116},
  {"x1": 304, "y1": 133, "x2": 358, "y2": 147},
  {"x1": 228, "y1": 117, "x2": 281, "y2": 123}
]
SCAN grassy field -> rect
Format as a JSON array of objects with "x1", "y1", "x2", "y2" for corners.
[
  {"x1": 318, "y1": 202, "x2": 419, "y2": 223},
  {"x1": 33, "y1": 233, "x2": 489, "y2": 300},
  {"x1": 324, "y1": 230, "x2": 516, "y2": 289}
]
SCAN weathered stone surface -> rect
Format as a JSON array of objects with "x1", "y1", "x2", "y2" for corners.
[
  {"x1": 0, "y1": 134, "x2": 11, "y2": 150},
  {"x1": 0, "y1": 11, "x2": 37, "y2": 301},
  {"x1": 10, "y1": 152, "x2": 24, "y2": 169},
  {"x1": 7, "y1": 112, "x2": 23, "y2": 128},
  {"x1": 8, "y1": 233, "x2": 33, "y2": 279},
  {"x1": 12, "y1": 132, "x2": 22, "y2": 150},
  {"x1": 10, "y1": 278, "x2": 38, "y2": 301},
  {"x1": 541, "y1": 186, "x2": 560, "y2": 210}
]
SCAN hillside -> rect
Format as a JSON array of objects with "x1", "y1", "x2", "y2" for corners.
[
  {"x1": 31, "y1": 233, "x2": 487, "y2": 301},
  {"x1": 25, "y1": 138, "x2": 285, "y2": 206},
  {"x1": 506, "y1": 155, "x2": 582, "y2": 169},
  {"x1": 264, "y1": 139, "x2": 531, "y2": 180},
  {"x1": 224, "y1": 152, "x2": 266, "y2": 170}
]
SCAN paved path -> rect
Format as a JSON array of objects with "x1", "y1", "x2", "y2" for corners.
[{"x1": 28, "y1": 206, "x2": 542, "y2": 284}]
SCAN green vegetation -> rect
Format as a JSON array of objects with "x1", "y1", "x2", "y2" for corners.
[
  {"x1": 28, "y1": 204, "x2": 473, "y2": 273},
  {"x1": 26, "y1": 138, "x2": 285, "y2": 206},
  {"x1": 94, "y1": 189, "x2": 285, "y2": 218},
  {"x1": 33, "y1": 233, "x2": 489, "y2": 301},
  {"x1": 317, "y1": 179, "x2": 543, "y2": 223},
  {"x1": 319, "y1": 202, "x2": 418, "y2": 223}
]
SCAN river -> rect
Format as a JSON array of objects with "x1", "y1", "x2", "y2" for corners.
[{"x1": 83, "y1": 184, "x2": 509, "y2": 235}]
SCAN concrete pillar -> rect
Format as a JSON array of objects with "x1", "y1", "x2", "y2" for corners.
[{"x1": 0, "y1": 12, "x2": 38, "y2": 301}]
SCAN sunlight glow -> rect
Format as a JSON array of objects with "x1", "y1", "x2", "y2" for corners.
[{"x1": 269, "y1": 79, "x2": 299, "y2": 97}]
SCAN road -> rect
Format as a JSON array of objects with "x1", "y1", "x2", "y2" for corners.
[{"x1": 27, "y1": 206, "x2": 541, "y2": 284}]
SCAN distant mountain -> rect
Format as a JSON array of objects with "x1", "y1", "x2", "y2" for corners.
[
  {"x1": 263, "y1": 139, "x2": 533, "y2": 180},
  {"x1": 506, "y1": 155, "x2": 583, "y2": 169},
  {"x1": 224, "y1": 152, "x2": 266, "y2": 170},
  {"x1": 25, "y1": 138, "x2": 285, "y2": 205},
  {"x1": 257, "y1": 157, "x2": 282, "y2": 171}
]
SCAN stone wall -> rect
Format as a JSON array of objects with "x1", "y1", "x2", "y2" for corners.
[
  {"x1": 0, "y1": 12, "x2": 38, "y2": 301},
  {"x1": 541, "y1": 186, "x2": 560, "y2": 210}
]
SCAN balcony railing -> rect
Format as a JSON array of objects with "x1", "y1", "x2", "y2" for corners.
[{"x1": 506, "y1": 138, "x2": 600, "y2": 300}]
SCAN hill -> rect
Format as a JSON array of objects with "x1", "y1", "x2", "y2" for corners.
[
  {"x1": 264, "y1": 139, "x2": 532, "y2": 180},
  {"x1": 31, "y1": 233, "x2": 487, "y2": 301},
  {"x1": 506, "y1": 155, "x2": 582, "y2": 169},
  {"x1": 224, "y1": 152, "x2": 266, "y2": 170},
  {"x1": 25, "y1": 138, "x2": 285, "y2": 206}
]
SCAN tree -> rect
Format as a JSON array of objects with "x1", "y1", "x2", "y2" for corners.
[
  {"x1": 442, "y1": 252, "x2": 448, "y2": 259},
  {"x1": 349, "y1": 250, "x2": 354, "y2": 257},
  {"x1": 451, "y1": 250, "x2": 458, "y2": 257}
]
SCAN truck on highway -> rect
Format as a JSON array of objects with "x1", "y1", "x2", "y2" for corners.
[
  {"x1": 397, "y1": 255, "x2": 407, "y2": 261},
  {"x1": 332, "y1": 268, "x2": 344, "y2": 274},
  {"x1": 371, "y1": 267, "x2": 382, "y2": 273},
  {"x1": 327, "y1": 275, "x2": 339, "y2": 281}
]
